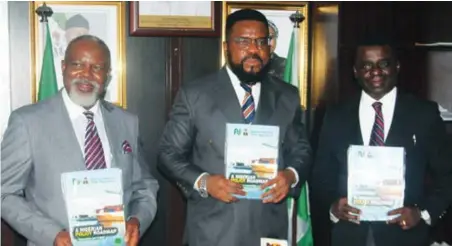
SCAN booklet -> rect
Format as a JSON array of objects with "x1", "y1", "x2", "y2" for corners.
[
  {"x1": 61, "y1": 168, "x2": 126, "y2": 246},
  {"x1": 347, "y1": 145, "x2": 406, "y2": 221},
  {"x1": 225, "y1": 123, "x2": 279, "y2": 200},
  {"x1": 261, "y1": 237, "x2": 288, "y2": 246}
]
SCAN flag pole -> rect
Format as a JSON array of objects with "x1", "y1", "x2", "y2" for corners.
[
  {"x1": 287, "y1": 10, "x2": 309, "y2": 246},
  {"x1": 35, "y1": 2, "x2": 53, "y2": 59},
  {"x1": 35, "y1": 2, "x2": 58, "y2": 102}
]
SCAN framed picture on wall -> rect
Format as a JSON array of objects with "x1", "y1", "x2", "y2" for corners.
[
  {"x1": 30, "y1": 1, "x2": 127, "y2": 108},
  {"x1": 426, "y1": 51, "x2": 452, "y2": 121},
  {"x1": 221, "y1": 1, "x2": 309, "y2": 108},
  {"x1": 129, "y1": 1, "x2": 221, "y2": 37}
]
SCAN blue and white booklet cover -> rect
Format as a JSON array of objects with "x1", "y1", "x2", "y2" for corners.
[
  {"x1": 225, "y1": 123, "x2": 279, "y2": 199},
  {"x1": 347, "y1": 145, "x2": 406, "y2": 221},
  {"x1": 61, "y1": 168, "x2": 126, "y2": 246}
]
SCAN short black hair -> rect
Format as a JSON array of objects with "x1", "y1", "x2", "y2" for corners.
[
  {"x1": 355, "y1": 35, "x2": 398, "y2": 61},
  {"x1": 64, "y1": 34, "x2": 111, "y2": 69},
  {"x1": 225, "y1": 8, "x2": 269, "y2": 41}
]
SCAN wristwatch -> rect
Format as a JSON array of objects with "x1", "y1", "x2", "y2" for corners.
[{"x1": 199, "y1": 174, "x2": 209, "y2": 198}]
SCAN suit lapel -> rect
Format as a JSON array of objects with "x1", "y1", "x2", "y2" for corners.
[
  {"x1": 385, "y1": 93, "x2": 409, "y2": 147},
  {"x1": 346, "y1": 94, "x2": 364, "y2": 146},
  {"x1": 52, "y1": 92, "x2": 86, "y2": 171},
  {"x1": 211, "y1": 68, "x2": 244, "y2": 123},
  {"x1": 254, "y1": 76, "x2": 278, "y2": 124},
  {"x1": 100, "y1": 101, "x2": 122, "y2": 168}
]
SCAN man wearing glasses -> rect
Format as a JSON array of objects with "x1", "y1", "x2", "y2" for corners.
[{"x1": 158, "y1": 8, "x2": 312, "y2": 246}]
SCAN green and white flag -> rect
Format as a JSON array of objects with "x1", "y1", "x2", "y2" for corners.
[
  {"x1": 37, "y1": 22, "x2": 58, "y2": 101},
  {"x1": 284, "y1": 27, "x2": 314, "y2": 246}
]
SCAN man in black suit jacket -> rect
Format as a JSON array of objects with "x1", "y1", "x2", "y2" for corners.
[
  {"x1": 311, "y1": 38, "x2": 452, "y2": 246},
  {"x1": 158, "y1": 9, "x2": 312, "y2": 246}
]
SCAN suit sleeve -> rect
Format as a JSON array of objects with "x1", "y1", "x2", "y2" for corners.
[
  {"x1": 1, "y1": 111, "x2": 63, "y2": 245},
  {"x1": 283, "y1": 92, "x2": 313, "y2": 198},
  {"x1": 421, "y1": 103, "x2": 452, "y2": 226},
  {"x1": 158, "y1": 87, "x2": 204, "y2": 199},
  {"x1": 128, "y1": 115, "x2": 160, "y2": 236},
  {"x1": 311, "y1": 109, "x2": 341, "y2": 207}
]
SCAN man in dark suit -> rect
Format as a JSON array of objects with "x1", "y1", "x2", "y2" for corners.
[
  {"x1": 311, "y1": 38, "x2": 452, "y2": 246},
  {"x1": 158, "y1": 9, "x2": 312, "y2": 246}
]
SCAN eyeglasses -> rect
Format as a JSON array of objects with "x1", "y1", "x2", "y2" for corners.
[
  {"x1": 359, "y1": 60, "x2": 391, "y2": 71},
  {"x1": 231, "y1": 37, "x2": 270, "y2": 49}
]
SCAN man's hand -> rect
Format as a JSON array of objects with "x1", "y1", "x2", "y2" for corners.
[
  {"x1": 331, "y1": 197, "x2": 361, "y2": 224},
  {"x1": 261, "y1": 170, "x2": 295, "y2": 204},
  {"x1": 387, "y1": 206, "x2": 421, "y2": 230},
  {"x1": 205, "y1": 175, "x2": 246, "y2": 203},
  {"x1": 54, "y1": 231, "x2": 72, "y2": 246},
  {"x1": 125, "y1": 217, "x2": 140, "y2": 246}
]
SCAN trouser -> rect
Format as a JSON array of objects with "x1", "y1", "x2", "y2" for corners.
[{"x1": 366, "y1": 227, "x2": 376, "y2": 246}]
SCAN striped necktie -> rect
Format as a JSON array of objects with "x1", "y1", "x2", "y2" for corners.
[
  {"x1": 83, "y1": 111, "x2": 107, "y2": 169},
  {"x1": 240, "y1": 82, "x2": 255, "y2": 124},
  {"x1": 369, "y1": 102, "x2": 384, "y2": 146}
]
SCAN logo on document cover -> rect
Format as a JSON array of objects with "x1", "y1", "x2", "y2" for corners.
[{"x1": 233, "y1": 127, "x2": 248, "y2": 136}]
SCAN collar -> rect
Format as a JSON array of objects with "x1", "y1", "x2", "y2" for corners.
[
  {"x1": 360, "y1": 86, "x2": 397, "y2": 107},
  {"x1": 62, "y1": 88, "x2": 101, "y2": 120}
]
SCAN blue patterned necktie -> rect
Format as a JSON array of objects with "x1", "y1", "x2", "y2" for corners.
[
  {"x1": 369, "y1": 102, "x2": 385, "y2": 146},
  {"x1": 240, "y1": 82, "x2": 255, "y2": 124}
]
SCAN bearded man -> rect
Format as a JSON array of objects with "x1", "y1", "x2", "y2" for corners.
[
  {"x1": 1, "y1": 35, "x2": 159, "y2": 246},
  {"x1": 158, "y1": 9, "x2": 312, "y2": 246}
]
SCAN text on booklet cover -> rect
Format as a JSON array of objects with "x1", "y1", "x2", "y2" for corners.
[
  {"x1": 347, "y1": 145, "x2": 406, "y2": 221},
  {"x1": 225, "y1": 123, "x2": 279, "y2": 199},
  {"x1": 61, "y1": 168, "x2": 126, "y2": 246}
]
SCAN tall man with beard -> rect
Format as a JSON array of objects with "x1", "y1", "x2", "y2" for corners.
[
  {"x1": 158, "y1": 9, "x2": 312, "y2": 246},
  {"x1": 1, "y1": 35, "x2": 159, "y2": 246}
]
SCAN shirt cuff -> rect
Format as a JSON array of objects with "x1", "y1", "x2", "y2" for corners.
[
  {"x1": 286, "y1": 167, "x2": 299, "y2": 188},
  {"x1": 193, "y1": 172, "x2": 209, "y2": 191},
  {"x1": 330, "y1": 208, "x2": 340, "y2": 223},
  {"x1": 421, "y1": 210, "x2": 431, "y2": 225}
]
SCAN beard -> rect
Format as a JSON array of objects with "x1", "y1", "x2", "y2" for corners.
[
  {"x1": 68, "y1": 78, "x2": 101, "y2": 108},
  {"x1": 227, "y1": 51, "x2": 270, "y2": 85}
]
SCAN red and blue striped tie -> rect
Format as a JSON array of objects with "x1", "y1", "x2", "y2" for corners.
[
  {"x1": 240, "y1": 83, "x2": 255, "y2": 124},
  {"x1": 369, "y1": 102, "x2": 384, "y2": 146},
  {"x1": 83, "y1": 111, "x2": 107, "y2": 169}
]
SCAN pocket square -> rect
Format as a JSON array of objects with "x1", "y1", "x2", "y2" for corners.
[{"x1": 122, "y1": 140, "x2": 132, "y2": 154}]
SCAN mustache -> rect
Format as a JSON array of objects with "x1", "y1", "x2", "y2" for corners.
[
  {"x1": 71, "y1": 78, "x2": 100, "y2": 89},
  {"x1": 241, "y1": 54, "x2": 263, "y2": 64}
]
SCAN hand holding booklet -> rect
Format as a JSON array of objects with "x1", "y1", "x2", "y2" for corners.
[
  {"x1": 347, "y1": 145, "x2": 405, "y2": 221},
  {"x1": 61, "y1": 168, "x2": 126, "y2": 246}
]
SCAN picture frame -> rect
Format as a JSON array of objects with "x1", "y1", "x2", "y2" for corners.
[
  {"x1": 30, "y1": 1, "x2": 127, "y2": 108},
  {"x1": 129, "y1": 1, "x2": 221, "y2": 37},
  {"x1": 221, "y1": 1, "x2": 309, "y2": 108}
]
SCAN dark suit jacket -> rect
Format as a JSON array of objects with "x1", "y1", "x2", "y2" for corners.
[
  {"x1": 311, "y1": 91, "x2": 452, "y2": 246},
  {"x1": 158, "y1": 68, "x2": 312, "y2": 246}
]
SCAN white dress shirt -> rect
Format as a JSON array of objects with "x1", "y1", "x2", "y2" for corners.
[
  {"x1": 359, "y1": 87, "x2": 397, "y2": 145},
  {"x1": 194, "y1": 66, "x2": 299, "y2": 190},
  {"x1": 330, "y1": 87, "x2": 431, "y2": 224},
  {"x1": 62, "y1": 89, "x2": 112, "y2": 168}
]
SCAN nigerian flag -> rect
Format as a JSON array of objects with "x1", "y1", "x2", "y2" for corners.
[
  {"x1": 284, "y1": 28, "x2": 314, "y2": 246},
  {"x1": 37, "y1": 22, "x2": 58, "y2": 101}
]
